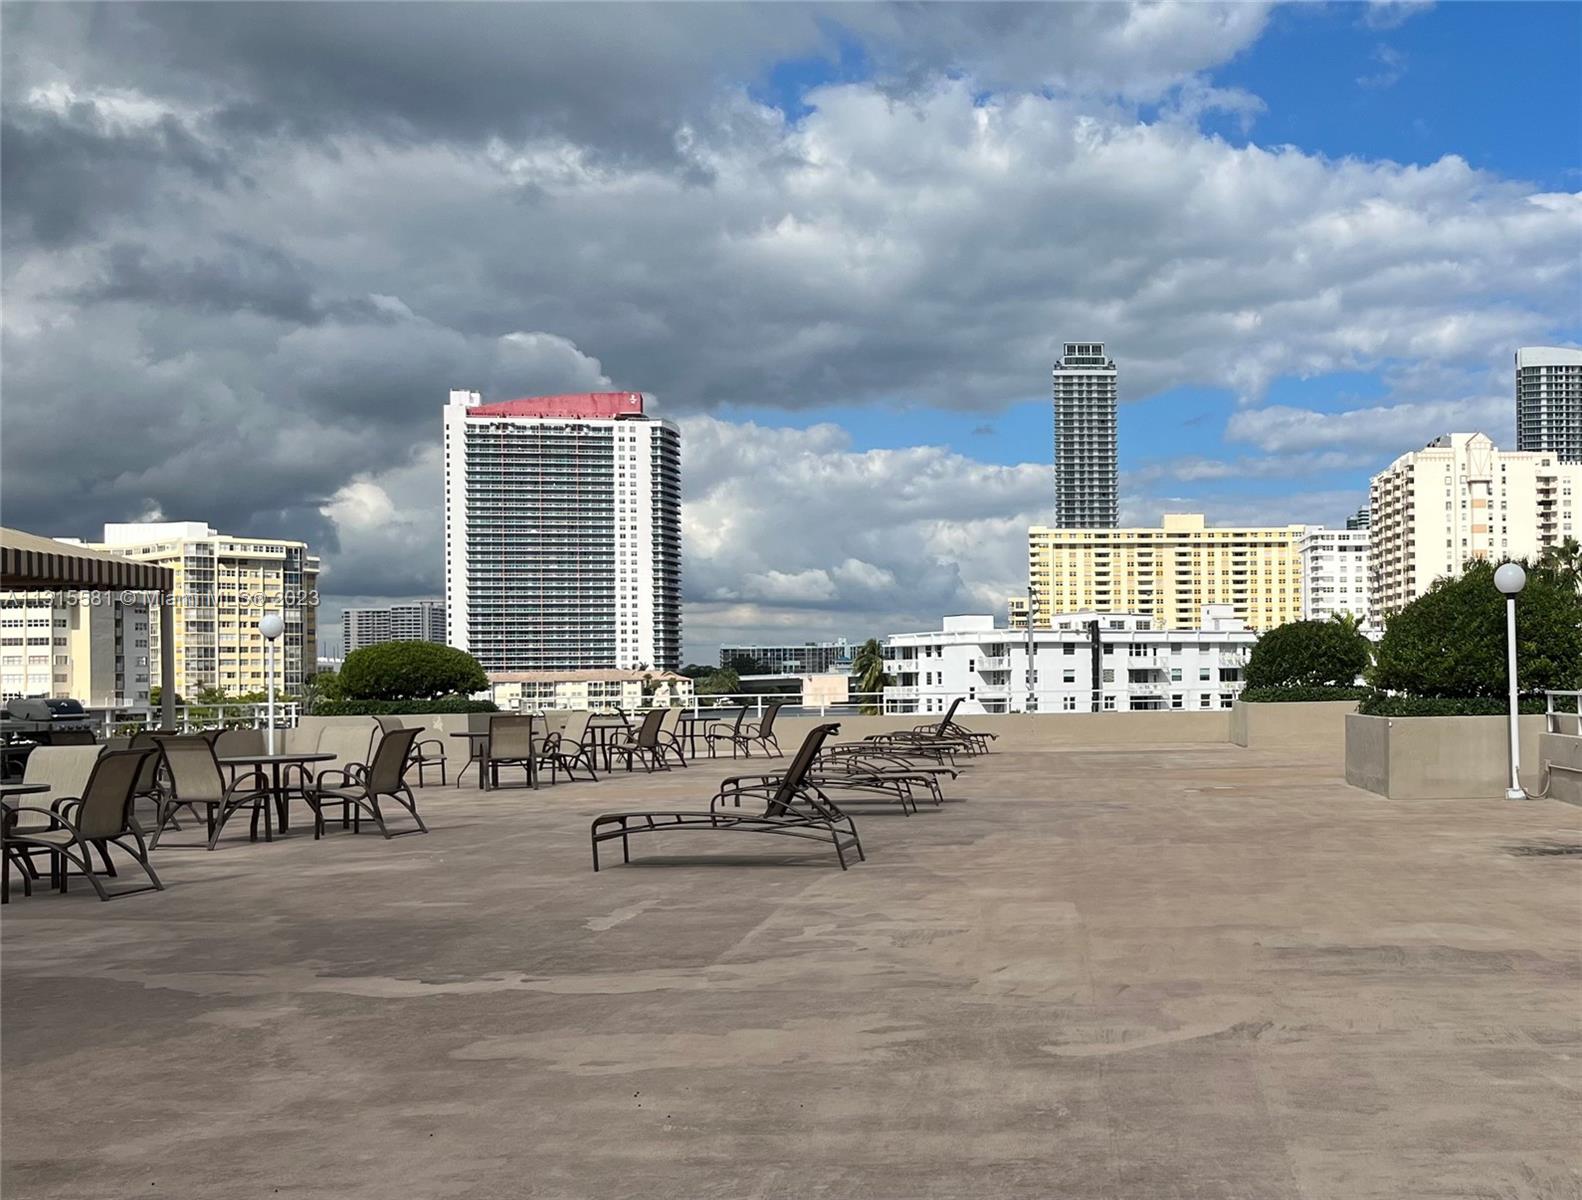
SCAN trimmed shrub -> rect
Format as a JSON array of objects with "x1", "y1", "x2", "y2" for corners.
[
  {"x1": 1357, "y1": 694, "x2": 1548, "y2": 717},
  {"x1": 1244, "y1": 620, "x2": 1371, "y2": 689},
  {"x1": 312, "y1": 696, "x2": 498, "y2": 716},
  {"x1": 1239, "y1": 685, "x2": 1369, "y2": 704},
  {"x1": 1370, "y1": 559, "x2": 1582, "y2": 700},
  {"x1": 339, "y1": 641, "x2": 488, "y2": 701}
]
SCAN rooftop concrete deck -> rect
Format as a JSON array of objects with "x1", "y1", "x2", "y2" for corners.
[{"x1": 4, "y1": 744, "x2": 1580, "y2": 1198}]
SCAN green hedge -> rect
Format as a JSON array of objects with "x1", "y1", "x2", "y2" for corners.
[
  {"x1": 1238, "y1": 686, "x2": 1369, "y2": 704},
  {"x1": 1356, "y1": 694, "x2": 1548, "y2": 717},
  {"x1": 312, "y1": 697, "x2": 498, "y2": 716}
]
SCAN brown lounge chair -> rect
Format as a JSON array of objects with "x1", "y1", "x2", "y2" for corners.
[
  {"x1": 2, "y1": 749, "x2": 164, "y2": 902},
  {"x1": 304, "y1": 727, "x2": 428, "y2": 839},
  {"x1": 590, "y1": 724, "x2": 863, "y2": 870}
]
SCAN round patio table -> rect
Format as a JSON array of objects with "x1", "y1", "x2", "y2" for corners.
[{"x1": 216, "y1": 752, "x2": 335, "y2": 840}]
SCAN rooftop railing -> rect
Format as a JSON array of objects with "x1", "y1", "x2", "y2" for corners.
[{"x1": 1545, "y1": 691, "x2": 1581, "y2": 736}]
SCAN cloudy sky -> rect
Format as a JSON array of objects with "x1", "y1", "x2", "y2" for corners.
[{"x1": 3, "y1": 1, "x2": 1579, "y2": 662}]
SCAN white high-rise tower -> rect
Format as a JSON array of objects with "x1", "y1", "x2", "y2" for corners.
[
  {"x1": 1516, "y1": 346, "x2": 1582, "y2": 463},
  {"x1": 442, "y1": 390, "x2": 681, "y2": 673},
  {"x1": 1052, "y1": 342, "x2": 1118, "y2": 528}
]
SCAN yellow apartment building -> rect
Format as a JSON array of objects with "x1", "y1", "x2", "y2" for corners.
[
  {"x1": 91, "y1": 522, "x2": 319, "y2": 698},
  {"x1": 1014, "y1": 514, "x2": 1304, "y2": 632}
]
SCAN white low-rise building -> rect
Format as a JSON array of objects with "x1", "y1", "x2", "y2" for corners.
[
  {"x1": 884, "y1": 610, "x2": 1256, "y2": 716},
  {"x1": 487, "y1": 669, "x2": 693, "y2": 712}
]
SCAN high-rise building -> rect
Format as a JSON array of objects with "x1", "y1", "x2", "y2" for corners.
[
  {"x1": 342, "y1": 601, "x2": 446, "y2": 655},
  {"x1": 1298, "y1": 528, "x2": 1371, "y2": 625},
  {"x1": 92, "y1": 522, "x2": 319, "y2": 697},
  {"x1": 0, "y1": 587, "x2": 151, "y2": 706},
  {"x1": 1369, "y1": 432, "x2": 1581, "y2": 618},
  {"x1": 1516, "y1": 346, "x2": 1582, "y2": 462},
  {"x1": 1345, "y1": 505, "x2": 1370, "y2": 530},
  {"x1": 1052, "y1": 342, "x2": 1119, "y2": 528},
  {"x1": 443, "y1": 390, "x2": 681, "y2": 672},
  {"x1": 1017, "y1": 514, "x2": 1304, "y2": 632},
  {"x1": 718, "y1": 639, "x2": 854, "y2": 674}
]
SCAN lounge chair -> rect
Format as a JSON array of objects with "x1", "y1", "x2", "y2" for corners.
[
  {"x1": 864, "y1": 698, "x2": 989, "y2": 757},
  {"x1": 2, "y1": 749, "x2": 164, "y2": 901},
  {"x1": 590, "y1": 724, "x2": 863, "y2": 870},
  {"x1": 537, "y1": 711, "x2": 600, "y2": 784},
  {"x1": 149, "y1": 735, "x2": 273, "y2": 849},
  {"x1": 304, "y1": 727, "x2": 428, "y2": 839},
  {"x1": 483, "y1": 714, "x2": 538, "y2": 790},
  {"x1": 609, "y1": 709, "x2": 669, "y2": 773}
]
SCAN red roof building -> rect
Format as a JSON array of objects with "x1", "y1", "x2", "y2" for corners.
[{"x1": 465, "y1": 392, "x2": 645, "y2": 420}]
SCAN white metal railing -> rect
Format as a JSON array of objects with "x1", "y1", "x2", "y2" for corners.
[
  {"x1": 99, "y1": 702, "x2": 302, "y2": 737},
  {"x1": 1545, "y1": 690, "x2": 1582, "y2": 736},
  {"x1": 977, "y1": 656, "x2": 1011, "y2": 671}
]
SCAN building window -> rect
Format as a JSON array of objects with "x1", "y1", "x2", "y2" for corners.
[
  {"x1": 1103, "y1": 694, "x2": 1116, "y2": 710},
  {"x1": 1062, "y1": 696, "x2": 1076, "y2": 711}
]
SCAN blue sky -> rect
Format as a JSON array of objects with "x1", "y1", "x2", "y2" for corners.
[{"x1": 725, "y1": 1, "x2": 1581, "y2": 526}]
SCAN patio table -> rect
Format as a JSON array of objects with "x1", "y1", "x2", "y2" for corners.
[{"x1": 216, "y1": 752, "x2": 334, "y2": 840}]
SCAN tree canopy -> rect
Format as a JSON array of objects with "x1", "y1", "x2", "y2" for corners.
[
  {"x1": 338, "y1": 641, "x2": 488, "y2": 701},
  {"x1": 1370, "y1": 558, "x2": 1582, "y2": 699},
  {"x1": 1244, "y1": 619, "x2": 1371, "y2": 689}
]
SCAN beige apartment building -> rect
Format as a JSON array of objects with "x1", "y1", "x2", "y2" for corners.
[
  {"x1": 0, "y1": 589, "x2": 151, "y2": 706},
  {"x1": 90, "y1": 523, "x2": 319, "y2": 698},
  {"x1": 1369, "y1": 432, "x2": 1580, "y2": 618},
  {"x1": 1015, "y1": 514, "x2": 1304, "y2": 632}
]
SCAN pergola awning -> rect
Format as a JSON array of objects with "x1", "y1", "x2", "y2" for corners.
[
  {"x1": 1, "y1": 526, "x2": 177, "y2": 724},
  {"x1": 1, "y1": 527, "x2": 173, "y2": 594}
]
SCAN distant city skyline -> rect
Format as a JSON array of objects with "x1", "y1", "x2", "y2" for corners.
[{"x1": 2, "y1": 2, "x2": 1577, "y2": 662}]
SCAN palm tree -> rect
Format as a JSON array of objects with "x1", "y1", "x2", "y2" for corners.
[
  {"x1": 1328, "y1": 611, "x2": 1363, "y2": 637},
  {"x1": 1540, "y1": 536, "x2": 1582, "y2": 591},
  {"x1": 852, "y1": 638, "x2": 888, "y2": 715}
]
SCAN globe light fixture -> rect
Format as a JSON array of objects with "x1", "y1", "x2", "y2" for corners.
[
  {"x1": 1493, "y1": 563, "x2": 1527, "y2": 801},
  {"x1": 258, "y1": 613, "x2": 284, "y2": 752}
]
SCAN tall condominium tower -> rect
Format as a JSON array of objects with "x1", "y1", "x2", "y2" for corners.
[
  {"x1": 1369, "y1": 432, "x2": 1581, "y2": 618},
  {"x1": 1052, "y1": 341, "x2": 1119, "y2": 527},
  {"x1": 443, "y1": 390, "x2": 681, "y2": 673},
  {"x1": 1516, "y1": 346, "x2": 1582, "y2": 462},
  {"x1": 342, "y1": 601, "x2": 446, "y2": 655}
]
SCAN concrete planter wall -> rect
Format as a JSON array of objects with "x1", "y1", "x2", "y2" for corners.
[
  {"x1": 1344, "y1": 713, "x2": 1548, "y2": 800},
  {"x1": 1229, "y1": 700, "x2": 1358, "y2": 762},
  {"x1": 1537, "y1": 733, "x2": 1582, "y2": 806}
]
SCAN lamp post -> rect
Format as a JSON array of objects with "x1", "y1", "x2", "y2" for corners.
[
  {"x1": 259, "y1": 613, "x2": 284, "y2": 754},
  {"x1": 1493, "y1": 562, "x2": 1526, "y2": 801}
]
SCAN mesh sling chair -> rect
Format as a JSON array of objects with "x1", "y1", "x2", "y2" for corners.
[
  {"x1": 702, "y1": 707, "x2": 751, "y2": 759},
  {"x1": 3, "y1": 745, "x2": 102, "y2": 895},
  {"x1": 590, "y1": 724, "x2": 864, "y2": 871},
  {"x1": 305, "y1": 727, "x2": 428, "y2": 839},
  {"x1": 2, "y1": 749, "x2": 163, "y2": 902},
  {"x1": 609, "y1": 708, "x2": 668, "y2": 773},
  {"x1": 655, "y1": 706, "x2": 688, "y2": 767},
  {"x1": 484, "y1": 714, "x2": 538, "y2": 790},
  {"x1": 536, "y1": 711, "x2": 600, "y2": 784},
  {"x1": 149, "y1": 735, "x2": 273, "y2": 850},
  {"x1": 376, "y1": 715, "x2": 447, "y2": 787}
]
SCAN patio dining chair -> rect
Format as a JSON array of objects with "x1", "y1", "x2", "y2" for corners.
[
  {"x1": 2, "y1": 749, "x2": 163, "y2": 902},
  {"x1": 375, "y1": 716, "x2": 447, "y2": 787},
  {"x1": 702, "y1": 707, "x2": 750, "y2": 759},
  {"x1": 609, "y1": 709, "x2": 669, "y2": 773},
  {"x1": 655, "y1": 706, "x2": 688, "y2": 767},
  {"x1": 304, "y1": 727, "x2": 427, "y2": 839},
  {"x1": 149, "y1": 735, "x2": 272, "y2": 850},
  {"x1": 484, "y1": 714, "x2": 538, "y2": 790},
  {"x1": 537, "y1": 711, "x2": 599, "y2": 784}
]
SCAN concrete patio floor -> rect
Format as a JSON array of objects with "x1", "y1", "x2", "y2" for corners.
[{"x1": 3, "y1": 743, "x2": 1580, "y2": 1199}]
